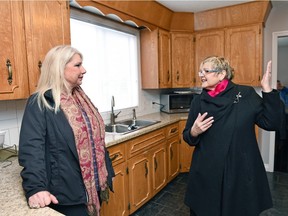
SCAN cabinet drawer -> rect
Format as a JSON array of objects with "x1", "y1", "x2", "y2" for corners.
[
  {"x1": 108, "y1": 143, "x2": 126, "y2": 166},
  {"x1": 127, "y1": 129, "x2": 165, "y2": 159},
  {"x1": 166, "y1": 123, "x2": 179, "y2": 139}
]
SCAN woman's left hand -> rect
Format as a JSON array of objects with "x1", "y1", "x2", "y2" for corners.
[{"x1": 261, "y1": 60, "x2": 273, "y2": 93}]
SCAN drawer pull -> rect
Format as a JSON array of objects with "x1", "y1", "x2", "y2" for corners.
[
  {"x1": 170, "y1": 128, "x2": 177, "y2": 134},
  {"x1": 110, "y1": 153, "x2": 119, "y2": 161}
]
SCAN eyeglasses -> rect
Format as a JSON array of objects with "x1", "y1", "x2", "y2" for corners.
[{"x1": 198, "y1": 69, "x2": 221, "y2": 77}]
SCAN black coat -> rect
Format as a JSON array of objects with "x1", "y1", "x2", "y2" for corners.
[
  {"x1": 183, "y1": 82, "x2": 284, "y2": 216},
  {"x1": 18, "y1": 91, "x2": 115, "y2": 205}
]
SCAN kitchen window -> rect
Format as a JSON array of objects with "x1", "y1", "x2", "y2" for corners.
[{"x1": 70, "y1": 11, "x2": 139, "y2": 113}]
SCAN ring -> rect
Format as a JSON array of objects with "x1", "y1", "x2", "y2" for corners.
[{"x1": 30, "y1": 204, "x2": 40, "y2": 209}]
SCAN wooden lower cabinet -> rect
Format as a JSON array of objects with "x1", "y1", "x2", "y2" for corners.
[
  {"x1": 167, "y1": 135, "x2": 180, "y2": 181},
  {"x1": 128, "y1": 151, "x2": 152, "y2": 213},
  {"x1": 100, "y1": 162, "x2": 129, "y2": 216},
  {"x1": 102, "y1": 123, "x2": 182, "y2": 215},
  {"x1": 151, "y1": 144, "x2": 167, "y2": 195},
  {"x1": 179, "y1": 120, "x2": 195, "y2": 173},
  {"x1": 166, "y1": 123, "x2": 180, "y2": 181},
  {"x1": 128, "y1": 141, "x2": 167, "y2": 214}
]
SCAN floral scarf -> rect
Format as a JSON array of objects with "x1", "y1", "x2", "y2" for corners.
[{"x1": 60, "y1": 87, "x2": 108, "y2": 216}]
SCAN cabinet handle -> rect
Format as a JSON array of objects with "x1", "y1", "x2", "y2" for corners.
[
  {"x1": 154, "y1": 158, "x2": 158, "y2": 171},
  {"x1": 170, "y1": 128, "x2": 177, "y2": 134},
  {"x1": 177, "y1": 71, "x2": 179, "y2": 81},
  {"x1": 6, "y1": 59, "x2": 12, "y2": 85},
  {"x1": 38, "y1": 61, "x2": 42, "y2": 70},
  {"x1": 110, "y1": 153, "x2": 119, "y2": 161},
  {"x1": 170, "y1": 148, "x2": 173, "y2": 160},
  {"x1": 167, "y1": 70, "x2": 170, "y2": 82},
  {"x1": 144, "y1": 162, "x2": 148, "y2": 178}
]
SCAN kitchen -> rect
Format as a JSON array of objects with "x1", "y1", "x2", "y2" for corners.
[{"x1": 0, "y1": 0, "x2": 288, "y2": 215}]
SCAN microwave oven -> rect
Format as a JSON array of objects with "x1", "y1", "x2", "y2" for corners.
[{"x1": 160, "y1": 93, "x2": 195, "y2": 114}]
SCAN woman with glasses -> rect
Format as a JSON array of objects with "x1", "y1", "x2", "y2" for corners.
[{"x1": 183, "y1": 56, "x2": 284, "y2": 216}]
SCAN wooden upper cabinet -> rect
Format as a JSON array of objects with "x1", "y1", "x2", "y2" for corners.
[
  {"x1": 141, "y1": 28, "x2": 171, "y2": 89},
  {"x1": 171, "y1": 32, "x2": 195, "y2": 88},
  {"x1": 0, "y1": 1, "x2": 29, "y2": 100},
  {"x1": 24, "y1": 0, "x2": 71, "y2": 94},
  {"x1": 194, "y1": 30, "x2": 225, "y2": 87},
  {"x1": 225, "y1": 24, "x2": 262, "y2": 86}
]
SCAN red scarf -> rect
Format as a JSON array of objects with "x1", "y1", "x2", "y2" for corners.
[
  {"x1": 208, "y1": 79, "x2": 229, "y2": 97},
  {"x1": 61, "y1": 87, "x2": 108, "y2": 216}
]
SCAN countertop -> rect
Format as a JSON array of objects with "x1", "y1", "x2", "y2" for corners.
[
  {"x1": 105, "y1": 112, "x2": 188, "y2": 147},
  {"x1": 0, "y1": 112, "x2": 188, "y2": 216},
  {"x1": 0, "y1": 159, "x2": 63, "y2": 216}
]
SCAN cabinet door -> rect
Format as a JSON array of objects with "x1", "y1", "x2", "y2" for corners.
[
  {"x1": 167, "y1": 135, "x2": 180, "y2": 182},
  {"x1": 0, "y1": 1, "x2": 29, "y2": 100},
  {"x1": 225, "y1": 24, "x2": 262, "y2": 86},
  {"x1": 128, "y1": 152, "x2": 152, "y2": 214},
  {"x1": 195, "y1": 30, "x2": 225, "y2": 87},
  {"x1": 100, "y1": 162, "x2": 129, "y2": 216},
  {"x1": 141, "y1": 28, "x2": 171, "y2": 89},
  {"x1": 158, "y1": 29, "x2": 172, "y2": 88},
  {"x1": 151, "y1": 144, "x2": 167, "y2": 195},
  {"x1": 24, "y1": 1, "x2": 70, "y2": 94},
  {"x1": 171, "y1": 33, "x2": 194, "y2": 88},
  {"x1": 179, "y1": 120, "x2": 194, "y2": 173}
]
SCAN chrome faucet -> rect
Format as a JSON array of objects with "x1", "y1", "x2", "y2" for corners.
[
  {"x1": 110, "y1": 96, "x2": 121, "y2": 125},
  {"x1": 132, "y1": 108, "x2": 137, "y2": 124}
]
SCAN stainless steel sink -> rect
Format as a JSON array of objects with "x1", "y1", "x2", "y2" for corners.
[
  {"x1": 118, "y1": 119, "x2": 160, "y2": 127},
  {"x1": 105, "y1": 124, "x2": 130, "y2": 134},
  {"x1": 105, "y1": 119, "x2": 160, "y2": 134}
]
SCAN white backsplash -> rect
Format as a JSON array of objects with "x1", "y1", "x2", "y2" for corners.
[{"x1": 0, "y1": 100, "x2": 26, "y2": 148}]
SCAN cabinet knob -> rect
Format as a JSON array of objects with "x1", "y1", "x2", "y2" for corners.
[{"x1": 6, "y1": 59, "x2": 12, "y2": 85}]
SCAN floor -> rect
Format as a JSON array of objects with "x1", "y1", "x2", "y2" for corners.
[{"x1": 131, "y1": 171, "x2": 288, "y2": 216}]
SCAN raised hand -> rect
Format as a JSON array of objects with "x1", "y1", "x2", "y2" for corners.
[{"x1": 261, "y1": 60, "x2": 273, "y2": 93}]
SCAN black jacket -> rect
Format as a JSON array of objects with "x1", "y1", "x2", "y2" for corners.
[
  {"x1": 183, "y1": 82, "x2": 284, "y2": 216},
  {"x1": 19, "y1": 91, "x2": 115, "y2": 205}
]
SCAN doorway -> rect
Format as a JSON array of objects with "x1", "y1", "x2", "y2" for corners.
[{"x1": 272, "y1": 30, "x2": 288, "y2": 173}]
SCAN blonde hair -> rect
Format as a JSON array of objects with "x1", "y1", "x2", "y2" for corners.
[
  {"x1": 35, "y1": 45, "x2": 83, "y2": 113},
  {"x1": 200, "y1": 56, "x2": 234, "y2": 80}
]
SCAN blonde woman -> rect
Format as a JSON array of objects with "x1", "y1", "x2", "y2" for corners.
[{"x1": 19, "y1": 45, "x2": 114, "y2": 216}]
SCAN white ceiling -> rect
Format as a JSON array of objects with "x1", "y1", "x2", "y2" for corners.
[{"x1": 155, "y1": 0, "x2": 253, "y2": 13}]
